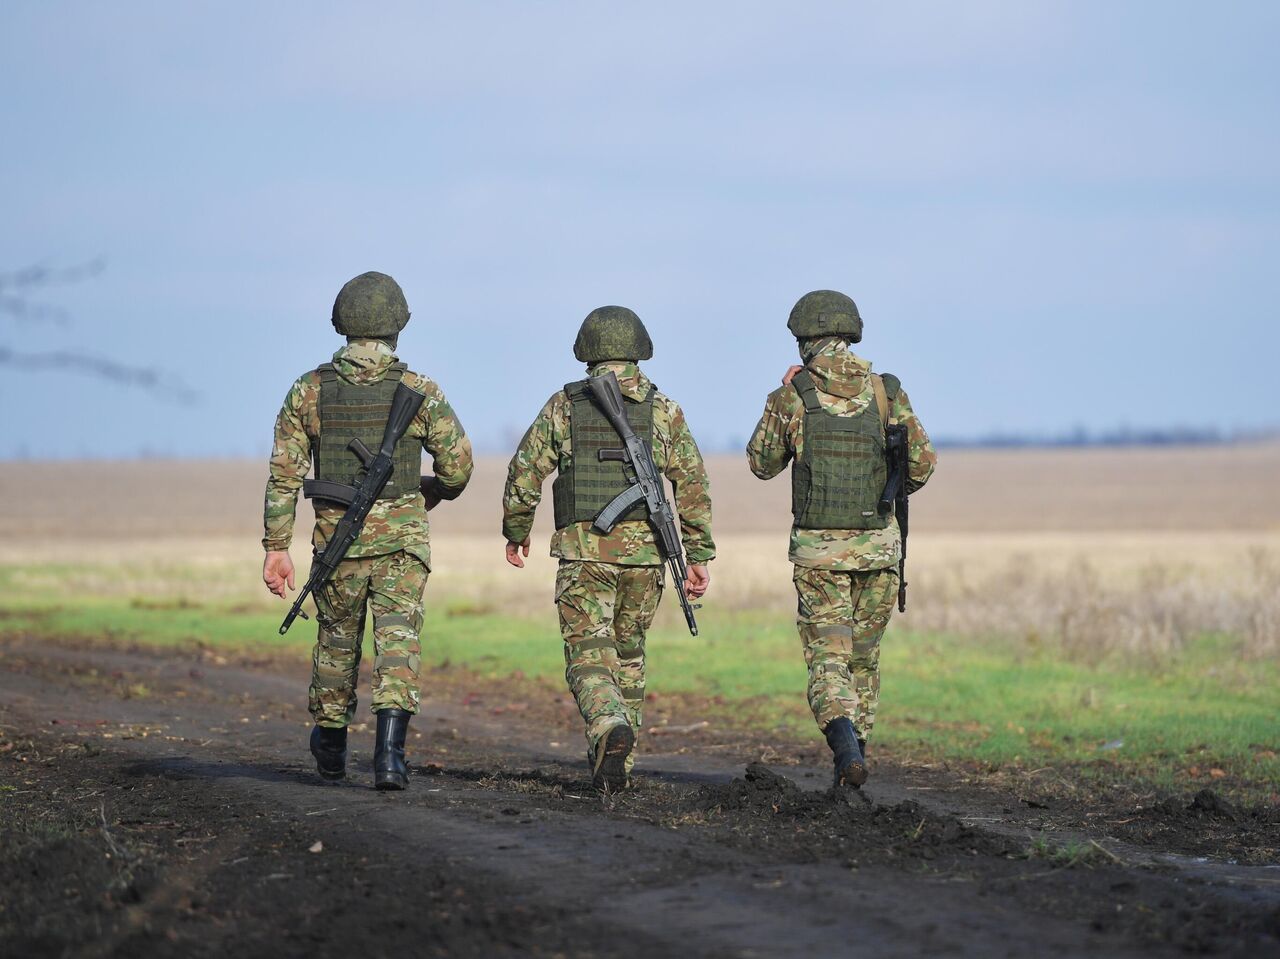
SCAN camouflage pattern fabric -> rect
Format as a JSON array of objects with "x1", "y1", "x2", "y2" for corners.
[
  {"x1": 502, "y1": 361, "x2": 715, "y2": 566},
  {"x1": 331, "y1": 271, "x2": 411, "y2": 338},
  {"x1": 794, "y1": 565, "x2": 897, "y2": 736},
  {"x1": 573, "y1": 305, "x2": 653, "y2": 362},
  {"x1": 263, "y1": 337, "x2": 473, "y2": 570},
  {"x1": 746, "y1": 339, "x2": 936, "y2": 570},
  {"x1": 786, "y1": 290, "x2": 863, "y2": 341},
  {"x1": 309, "y1": 550, "x2": 429, "y2": 725},
  {"x1": 555, "y1": 560, "x2": 664, "y2": 769}
]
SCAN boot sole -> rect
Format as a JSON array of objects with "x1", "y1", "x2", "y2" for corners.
[
  {"x1": 837, "y1": 761, "x2": 868, "y2": 788},
  {"x1": 375, "y1": 772, "x2": 408, "y2": 791},
  {"x1": 592, "y1": 724, "x2": 634, "y2": 794},
  {"x1": 310, "y1": 748, "x2": 347, "y2": 781}
]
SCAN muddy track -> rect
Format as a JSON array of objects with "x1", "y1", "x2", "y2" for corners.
[{"x1": 0, "y1": 636, "x2": 1276, "y2": 958}]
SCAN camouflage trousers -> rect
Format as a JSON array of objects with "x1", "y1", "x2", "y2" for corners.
[
  {"x1": 793, "y1": 565, "x2": 898, "y2": 738},
  {"x1": 555, "y1": 560, "x2": 664, "y2": 766},
  {"x1": 309, "y1": 550, "x2": 429, "y2": 727}
]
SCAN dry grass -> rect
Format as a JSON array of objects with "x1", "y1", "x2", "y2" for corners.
[
  {"x1": 909, "y1": 543, "x2": 1280, "y2": 662},
  {"x1": 2, "y1": 445, "x2": 1278, "y2": 665}
]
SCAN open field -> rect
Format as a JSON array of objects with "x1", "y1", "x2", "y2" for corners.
[
  {"x1": 3, "y1": 444, "x2": 1279, "y2": 658},
  {"x1": 0, "y1": 446, "x2": 1277, "y2": 783},
  {"x1": 2, "y1": 446, "x2": 1278, "y2": 956}
]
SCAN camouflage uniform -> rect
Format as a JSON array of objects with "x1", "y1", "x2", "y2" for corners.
[
  {"x1": 747, "y1": 338, "x2": 935, "y2": 739},
  {"x1": 263, "y1": 337, "x2": 473, "y2": 726},
  {"x1": 503, "y1": 360, "x2": 715, "y2": 768}
]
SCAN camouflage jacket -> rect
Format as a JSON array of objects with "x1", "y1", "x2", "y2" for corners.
[
  {"x1": 262, "y1": 338, "x2": 473, "y2": 570},
  {"x1": 746, "y1": 342, "x2": 936, "y2": 571},
  {"x1": 502, "y1": 361, "x2": 716, "y2": 566}
]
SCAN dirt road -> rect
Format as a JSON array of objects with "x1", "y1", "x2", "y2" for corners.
[{"x1": 1, "y1": 637, "x2": 1276, "y2": 958}]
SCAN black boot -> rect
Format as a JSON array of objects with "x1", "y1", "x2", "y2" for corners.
[
  {"x1": 591, "y1": 723, "x2": 635, "y2": 794},
  {"x1": 309, "y1": 724, "x2": 348, "y2": 781},
  {"x1": 374, "y1": 708, "x2": 411, "y2": 791},
  {"x1": 824, "y1": 717, "x2": 867, "y2": 788}
]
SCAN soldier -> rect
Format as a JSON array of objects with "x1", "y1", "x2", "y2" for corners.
[
  {"x1": 502, "y1": 306, "x2": 715, "y2": 792},
  {"x1": 261, "y1": 272, "x2": 473, "y2": 790},
  {"x1": 747, "y1": 291, "x2": 935, "y2": 788}
]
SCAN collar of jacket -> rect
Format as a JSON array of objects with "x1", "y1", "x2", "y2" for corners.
[
  {"x1": 331, "y1": 338, "x2": 399, "y2": 385},
  {"x1": 803, "y1": 341, "x2": 873, "y2": 401},
  {"x1": 586, "y1": 360, "x2": 652, "y2": 402}
]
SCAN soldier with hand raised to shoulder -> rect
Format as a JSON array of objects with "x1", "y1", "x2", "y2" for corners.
[{"x1": 748, "y1": 291, "x2": 935, "y2": 789}]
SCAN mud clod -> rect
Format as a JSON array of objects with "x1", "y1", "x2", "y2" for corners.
[{"x1": 694, "y1": 763, "x2": 1017, "y2": 863}]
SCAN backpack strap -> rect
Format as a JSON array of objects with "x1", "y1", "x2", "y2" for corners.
[
  {"x1": 872, "y1": 372, "x2": 901, "y2": 428},
  {"x1": 871, "y1": 374, "x2": 889, "y2": 430}
]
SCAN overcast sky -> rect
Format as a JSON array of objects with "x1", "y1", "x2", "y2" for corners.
[{"x1": 2, "y1": 1, "x2": 1277, "y2": 458}]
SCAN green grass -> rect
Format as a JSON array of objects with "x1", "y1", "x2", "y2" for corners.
[{"x1": 2, "y1": 566, "x2": 1277, "y2": 791}]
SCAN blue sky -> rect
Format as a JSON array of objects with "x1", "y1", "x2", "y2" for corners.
[{"x1": 2, "y1": 1, "x2": 1277, "y2": 457}]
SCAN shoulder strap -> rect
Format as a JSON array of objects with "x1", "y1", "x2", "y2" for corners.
[
  {"x1": 871, "y1": 374, "x2": 890, "y2": 430},
  {"x1": 791, "y1": 370, "x2": 824, "y2": 414},
  {"x1": 316, "y1": 362, "x2": 338, "y2": 385},
  {"x1": 387, "y1": 361, "x2": 406, "y2": 382},
  {"x1": 872, "y1": 373, "x2": 903, "y2": 428}
]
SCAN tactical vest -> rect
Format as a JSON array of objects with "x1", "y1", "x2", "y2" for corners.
[
  {"x1": 790, "y1": 369, "x2": 899, "y2": 529},
  {"x1": 312, "y1": 362, "x2": 422, "y2": 501},
  {"x1": 552, "y1": 377, "x2": 656, "y2": 529}
]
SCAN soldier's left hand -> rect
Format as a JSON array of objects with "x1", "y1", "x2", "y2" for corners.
[
  {"x1": 420, "y1": 475, "x2": 443, "y2": 511},
  {"x1": 781, "y1": 365, "x2": 803, "y2": 386},
  {"x1": 505, "y1": 537, "x2": 531, "y2": 569},
  {"x1": 684, "y1": 564, "x2": 710, "y2": 599}
]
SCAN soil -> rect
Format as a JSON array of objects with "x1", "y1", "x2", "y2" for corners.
[{"x1": 1, "y1": 635, "x2": 1276, "y2": 958}]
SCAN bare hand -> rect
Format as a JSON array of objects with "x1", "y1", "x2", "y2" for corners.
[
  {"x1": 505, "y1": 537, "x2": 531, "y2": 569},
  {"x1": 420, "y1": 475, "x2": 443, "y2": 512},
  {"x1": 781, "y1": 365, "x2": 803, "y2": 387},
  {"x1": 684, "y1": 564, "x2": 710, "y2": 600},
  {"x1": 263, "y1": 550, "x2": 295, "y2": 600}
]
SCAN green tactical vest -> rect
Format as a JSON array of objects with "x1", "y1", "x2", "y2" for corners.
[
  {"x1": 552, "y1": 377, "x2": 656, "y2": 529},
  {"x1": 313, "y1": 362, "x2": 422, "y2": 501},
  {"x1": 790, "y1": 369, "x2": 898, "y2": 530}
]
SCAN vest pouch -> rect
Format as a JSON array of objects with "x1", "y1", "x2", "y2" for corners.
[
  {"x1": 790, "y1": 461, "x2": 812, "y2": 525},
  {"x1": 551, "y1": 472, "x2": 574, "y2": 530}
]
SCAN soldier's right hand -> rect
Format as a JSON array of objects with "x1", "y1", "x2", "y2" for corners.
[
  {"x1": 505, "y1": 537, "x2": 531, "y2": 569},
  {"x1": 263, "y1": 550, "x2": 296, "y2": 599}
]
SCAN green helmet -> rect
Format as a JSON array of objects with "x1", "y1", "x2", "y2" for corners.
[
  {"x1": 573, "y1": 305, "x2": 654, "y2": 363},
  {"x1": 787, "y1": 290, "x2": 862, "y2": 343},
  {"x1": 331, "y1": 271, "x2": 410, "y2": 338}
]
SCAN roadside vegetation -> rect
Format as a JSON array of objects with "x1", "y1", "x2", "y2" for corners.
[{"x1": 3, "y1": 562, "x2": 1276, "y2": 799}]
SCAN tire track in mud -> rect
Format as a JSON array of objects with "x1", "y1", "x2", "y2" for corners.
[{"x1": 1, "y1": 636, "x2": 1276, "y2": 958}]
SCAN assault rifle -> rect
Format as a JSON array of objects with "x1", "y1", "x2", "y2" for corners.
[
  {"x1": 588, "y1": 371, "x2": 700, "y2": 635},
  {"x1": 278, "y1": 381, "x2": 427, "y2": 635},
  {"x1": 878, "y1": 424, "x2": 910, "y2": 612}
]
